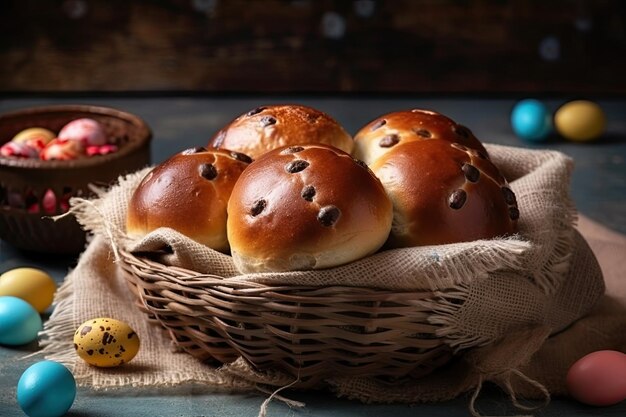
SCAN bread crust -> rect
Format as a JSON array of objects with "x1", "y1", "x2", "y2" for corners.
[
  {"x1": 370, "y1": 140, "x2": 518, "y2": 248},
  {"x1": 126, "y1": 147, "x2": 251, "y2": 252},
  {"x1": 227, "y1": 144, "x2": 392, "y2": 272},
  {"x1": 354, "y1": 109, "x2": 489, "y2": 165},
  {"x1": 208, "y1": 104, "x2": 354, "y2": 159}
]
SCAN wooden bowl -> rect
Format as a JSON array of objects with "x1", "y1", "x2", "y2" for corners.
[{"x1": 0, "y1": 104, "x2": 152, "y2": 254}]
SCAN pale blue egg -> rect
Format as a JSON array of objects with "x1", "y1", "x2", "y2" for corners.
[
  {"x1": 510, "y1": 99, "x2": 552, "y2": 142},
  {"x1": 17, "y1": 361, "x2": 76, "y2": 417},
  {"x1": 0, "y1": 296, "x2": 42, "y2": 345}
]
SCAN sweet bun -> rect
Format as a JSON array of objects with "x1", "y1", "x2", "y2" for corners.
[
  {"x1": 353, "y1": 109, "x2": 489, "y2": 165},
  {"x1": 208, "y1": 104, "x2": 354, "y2": 159},
  {"x1": 370, "y1": 140, "x2": 518, "y2": 248},
  {"x1": 227, "y1": 144, "x2": 393, "y2": 273},
  {"x1": 126, "y1": 147, "x2": 252, "y2": 252}
]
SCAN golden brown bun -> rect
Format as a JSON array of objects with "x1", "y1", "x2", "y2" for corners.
[
  {"x1": 353, "y1": 109, "x2": 489, "y2": 165},
  {"x1": 370, "y1": 140, "x2": 518, "y2": 248},
  {"x1": 126, "y1": 147, "x2": 252, "y2": 252},
  {"x1": 227, "y1": 144, "x2": 393, "y2": 272},
  {"x1": 208, "y1": 104, "x2": 353, "y2": 159}
]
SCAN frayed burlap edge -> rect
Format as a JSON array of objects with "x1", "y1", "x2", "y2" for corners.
[
  {"x1": 29, "y1": 238, "x2": 256, "y2": 394},
  {"x1": 492, "y1": 147, "x2": 578, "y2": 296}
]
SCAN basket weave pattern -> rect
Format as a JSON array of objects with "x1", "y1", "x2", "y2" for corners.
[
  {"x1": 0, "y1": 105, "x2": 151, "y2": 253},
  {"x1": 120, "y1": 250, "x2": 453, "y2": 386}
]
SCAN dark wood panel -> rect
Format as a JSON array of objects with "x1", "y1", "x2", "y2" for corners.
[{"x1": 0, "y1": 0, "x2": 625, "y2": 93}]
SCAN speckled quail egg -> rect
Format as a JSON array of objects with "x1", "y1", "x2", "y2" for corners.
[{"x1": 73, "y1": 318, "x2": 140, "y2": 367}]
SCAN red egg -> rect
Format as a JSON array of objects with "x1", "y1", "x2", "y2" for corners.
[
  {"x1": 566, "y1": 350, "x2": 626, "y2": 406},
  {"x1": 0, "y1": 141, "x2": 40, "y2": 158},
  {"x1": 40, "y1": 138, "x2": 84, "y2": 161}
]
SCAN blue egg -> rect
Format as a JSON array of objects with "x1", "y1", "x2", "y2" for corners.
[
  {"x1": 510, "y1": 99, "x2": 552, "y2": 142},
  {"x1": 17, "y1": 361, "x2": 76, "y2": 417},
  {"x1": 0, "y1": 296, "x2": 42, "y2": 345}
]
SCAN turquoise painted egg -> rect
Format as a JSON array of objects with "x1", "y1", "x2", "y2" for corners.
[
  {"x1": 0, "y1": 296, "x2": 42, "y2": 345},
  {"x1": 17, "y1": 360, "x2": 76, "y2": 417},
  {"x1": 510, "y1": 99, "x2": 552, "y2": 142}
]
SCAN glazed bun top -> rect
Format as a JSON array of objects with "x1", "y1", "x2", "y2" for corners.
[
  {"x1": 207, "y1": 104, "x2": 354, "y2": 159},
  {"x1": 227, "y1": 144, "x2": 393, "y2": 273},
  {"x1": 353, "y1": 109, "x2": 489, "y2": 165},
  {"x1": 126, "y1": 147, "x2": 252, "y2": 253},
  {"x1": 370, "y1": 140, "x2": 518, "y2": 248}
]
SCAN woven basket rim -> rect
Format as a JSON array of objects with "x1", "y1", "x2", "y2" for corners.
[
  {"x1": 0, "y1": 104, "x2": 152, "y2": 170},
  {"x1": 120, "y1": 248, "x2": 443, "y2": 296}
]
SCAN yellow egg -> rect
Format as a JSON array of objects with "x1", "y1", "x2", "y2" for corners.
[
  {"x1": 11, "y1": 127, "x2": 56, "y2": 145},
  {"x1": 73, "y1": 318, "x2": 140, "y2": 367},
  {"x1": 0, "y1": 268, "x2": 56, "y2": 313},
  {"x1": 554, "y1": 100, "x2": 606, "y2": 142}
]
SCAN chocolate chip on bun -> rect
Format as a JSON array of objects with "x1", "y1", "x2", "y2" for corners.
[
  {"x1": 207, "y1": 104, "x2": 354, "y2": 159},
  {"x1": 126, "y1": 147, "x2": 252, "y2": 253},
  {"x1": 353, "y1": 109, "x2": 489, "y2": 165},
  {"x1": 227, "y1": 144, "x2": 393, "y2": 273},
  {"x1": 370, "y1": 140, "x2": 518, "y2": 248}
]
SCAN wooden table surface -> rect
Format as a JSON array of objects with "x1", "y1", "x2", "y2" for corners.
[{"x1": 1, "y1": 96, "x2": 625, "y2": 416}]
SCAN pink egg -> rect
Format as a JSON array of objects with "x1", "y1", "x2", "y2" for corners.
[
  {"x1": 566, "y1": 350, "x2": 626, "y2": 406},
  {"x1": 40, "y1": 138, "x2": 85, "y2": 161},
  {"x1": 42, "y1": 189, "x2": 67, "y2": 214},
  {"x1": 0, "y1": 141, "x2": 40, "y2": 158},
  {"x1": 26, "y1": 190, "x2": 70, "y2": 214},
  {"x1": 43, "y1": 189, "x2": 58, "y2": 213},
  {"x1": 58, "y1": 118, "x2": 107, "y2": 146}
]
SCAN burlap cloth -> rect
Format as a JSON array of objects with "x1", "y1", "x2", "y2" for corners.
[{"x1": 38, "y1": 144, "x2": 626, "y2": 415}]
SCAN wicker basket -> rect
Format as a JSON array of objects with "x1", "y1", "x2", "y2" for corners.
[
  {"x1": 120, "y1": 250, "x2": 453, "y2": 387},
  {"x1": 0, "y1": 105, "x2": 151, "y2": 254}
]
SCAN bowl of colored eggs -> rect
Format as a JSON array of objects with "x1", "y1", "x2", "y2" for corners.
[{"x1": 0, "y1": 105, "x2": 152, "y2": 254}]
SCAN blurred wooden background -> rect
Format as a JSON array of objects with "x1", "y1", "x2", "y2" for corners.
[{"x1": 0, "y1": 0, "x2": 625, "y2": 94}]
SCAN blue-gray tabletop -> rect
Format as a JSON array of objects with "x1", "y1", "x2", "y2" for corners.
[{"x1": 1, "y1": 97, "x2": 625, "y2": 416}]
